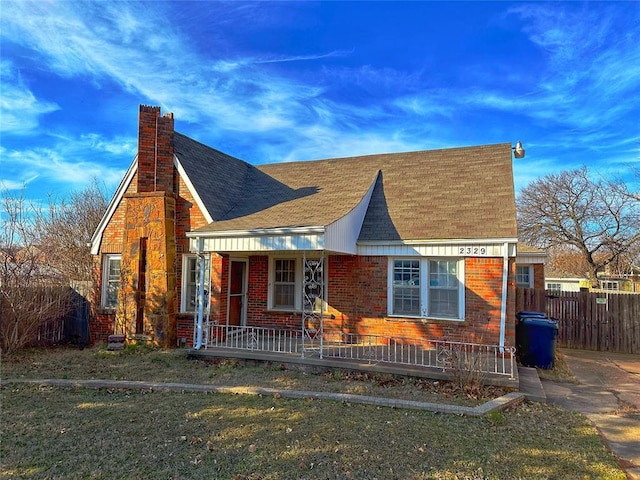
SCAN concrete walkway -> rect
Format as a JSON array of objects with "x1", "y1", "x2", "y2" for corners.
[{"x1": 541, "y1": 349, "x2": 640, "y2": 480}]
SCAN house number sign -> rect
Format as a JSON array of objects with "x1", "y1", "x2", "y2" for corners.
[{"x1": 458, "y1": 246, "x2": 489, "y2": 256}]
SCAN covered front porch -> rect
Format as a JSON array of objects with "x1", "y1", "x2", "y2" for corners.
[{"x1": 189, "y1": 323, "x2": 518, "y2": 387}]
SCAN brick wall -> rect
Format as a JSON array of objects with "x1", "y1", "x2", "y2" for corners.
[
  {"x1": 137, "y1": 105, "x2": 174, "y2": 193},
  {"x1": 228, "y1": 254, "x2": 516, "y2": 347},
  {"x1": 533, "y1": 263, "x2": 545, "y2": 290},
  {"x1": 91, "y1": 105, "x2": 212, "y2": 347}
]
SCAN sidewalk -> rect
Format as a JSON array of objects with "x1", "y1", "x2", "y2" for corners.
[{"x1": 541, "y1": 349, "x2": 640, "y2": 480}]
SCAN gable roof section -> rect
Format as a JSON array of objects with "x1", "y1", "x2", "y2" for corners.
[
  {"x1": 92, "y1": 135, "x2": 518, "y2": 255},
  {"x1": 90, "y1": 158, "x2": 138, "y2": 255},
  {"x1": 173, "y1": 133, "x2": 250, "y2": 221},
  {"x1": 192, "y1": 142, "x2": 517, "y2": 242},
  {"x1": 359, "y1": 144, "x2": 517, "y2": 241}
]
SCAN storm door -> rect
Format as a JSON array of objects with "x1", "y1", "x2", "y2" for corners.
[{"x1": 227, "y1": 259, "x2": 247, "y2": 328}]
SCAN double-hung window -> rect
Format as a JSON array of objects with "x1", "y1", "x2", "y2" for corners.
[
  {"x1": 274, "y1": 259, "x2": 296, "y2": 309},
  {"x1": 392, "y1": 259, "x2": 421, "y2": 316},
  {"x1": 428, "y1": 260, "x2": 460, "y2": 318},
  {"x1": 101, "y1": 254, "x2": 121, "y2": 309},
  {"x1": 181, "y1": 254, "x2": 210, "y2": 312},
  {"x1": 389, "y1": 258, "x2": 463, "y2": 320},
  {"x1": 269, "y1": 256, "x2": 324, "y2": 311},
  {"x1": 516, "y1": 265, "x2": 532, "y2": 288}
]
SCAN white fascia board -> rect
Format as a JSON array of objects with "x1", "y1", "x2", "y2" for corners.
[
  {"x1": 186, "y1": 226, "x2": 325, "y2": 238},
  {"x1": 90, "y1": 157, "x2": 138, "y2": 255},
  {"x1": 516, "y1": 254, "x2": 547, "y2": 264},
  {"x1": 187, "y1": 226, "x2": 326, "y2": 253},
  {"x1": 174, "y1": 156, "x2": 214, "y2": 224},
  {"x1": 357, "y1": 237, "x2": 519, "y2": 246},
  {"x1": 545, "y1": 277, "x2": 584, "y2": 282},
  {"x1": 356, "y1": 238, "x2": 519, "y2": 258}
]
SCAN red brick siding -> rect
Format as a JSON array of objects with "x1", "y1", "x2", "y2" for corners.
[
  {"x1": 137, "y1": 105, "x2": 174, "y2": 193},
  {"x1": 231, "y1": 254, "x2": 515, "y2": 347},
  {"x1": 91, "y1": 312, "x2": 116, "y2": 344},
  {"x1": 176, "y1": 314, "x2": 193, "y2": 345},
  {"x1": 533, "y1": 263, "x2": 545, "y2": 290}
]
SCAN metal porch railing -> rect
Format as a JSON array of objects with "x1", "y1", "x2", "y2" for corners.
[{"x1": 203, "y1": 324, "x2": 516, "y2": 379}]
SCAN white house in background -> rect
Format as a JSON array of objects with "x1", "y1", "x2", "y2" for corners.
[{"x1": 544, "y1": 268, "x2": 588, "y2": 293}]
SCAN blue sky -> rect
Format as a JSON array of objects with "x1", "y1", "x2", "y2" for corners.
[{"x1": 1, "y1": 1, "x2": 638, "y2": 204}]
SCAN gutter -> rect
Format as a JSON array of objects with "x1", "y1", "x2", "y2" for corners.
[{"x1": 499, "y1": 241, "x2": 509, "y2": 351}]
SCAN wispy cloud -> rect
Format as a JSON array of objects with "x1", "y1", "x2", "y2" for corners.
[
  {"x1": 0, "y1": 175, "x2": 39, "y2": 191},
  {"x1": 0, "y1": 1, "x2": 338, "y2": 139},
  {"x1": 507, "y1": 4, "x2": 640, "y2": 127},
  {"x1": 0, "y1": 0, "x2": 637, "y2": 199},
  {"x1": 0, "y1": 60, "x2": 60, "y2": 134},
  {"x1": 0, "y1": 131, "x2": 131, "y2": 194}
]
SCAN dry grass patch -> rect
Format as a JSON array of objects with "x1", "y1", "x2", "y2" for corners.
[
  {"x1": 1, "y1": 384, "x2": 625, "y2": 480},
  {"x1": 536, "y1": 351, "x2": 577, "y2": 383},
  {"x1": 1, "y1": 346, "x2": 503, "y2": 406}
]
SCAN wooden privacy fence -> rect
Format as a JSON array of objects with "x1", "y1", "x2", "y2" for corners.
[{"x1": 516, "y1": 288, "x2": 640, "y2": 354}]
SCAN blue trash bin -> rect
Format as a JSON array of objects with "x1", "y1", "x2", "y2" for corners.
[{"x1": 516, "y1": 315, "x2": 558, "y2": 369}]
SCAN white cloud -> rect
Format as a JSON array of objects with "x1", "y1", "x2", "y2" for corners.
[
  {"x1": 0, "y1": 175, "x2": 39, "y2": 191},
  {"x1": 0, "y1": 60, "x2": 60, "y2": 134},
  {"x1": 0, "y1": 131, "x2": 132, "y2": 195},
  {"x1": 0, "y1": 1, "x2": 340, "y2": 137}
]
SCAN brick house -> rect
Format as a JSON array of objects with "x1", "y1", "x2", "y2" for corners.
[{"x1": 91, "y1": 105, "x2": 527, "y2": 358}]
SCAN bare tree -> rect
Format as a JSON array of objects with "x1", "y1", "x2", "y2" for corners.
[
  {"x1": 517, "y1": 167, "x2": 640, "y2": 287},
  {"x1": 0, "y1": 190, "x2": 72, "y2": 354},
  {"x1": 35, "y1": 180, "x2": 108, "y2": 282},
  {"x1": 1, "y1": 181, "x2": 108, "y2": 353}
]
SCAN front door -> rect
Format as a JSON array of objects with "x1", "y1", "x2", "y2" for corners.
[{"x1": 228, "y1": 260, "x2": 247, "y2": 327}]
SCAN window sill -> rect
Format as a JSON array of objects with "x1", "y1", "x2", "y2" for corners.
[
  {"x1": 96, "y1": 308, "x2": 116, "y2": 315},
  {"x1": 386, "y1": 315, "x2": 464, "y2": 323},
  {"x1": 265, "y1": 309, "x2": 332, "y2": 317}
]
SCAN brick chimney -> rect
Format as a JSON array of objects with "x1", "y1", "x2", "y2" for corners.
[
  {"x1": 116, "y1": 105, "x2": 177, "y2": 347},
  {"x1": 137, "y1": 105, "x2": 175, "y2": 193}
]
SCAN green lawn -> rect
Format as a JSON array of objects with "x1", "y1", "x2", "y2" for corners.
[{"x1": 0, "y1": 347, "x2": 626, "y2": 480}]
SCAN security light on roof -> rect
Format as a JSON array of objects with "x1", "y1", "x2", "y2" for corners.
[{"x1": 513, "y1": 141, "x2": 526, "y2": 159}]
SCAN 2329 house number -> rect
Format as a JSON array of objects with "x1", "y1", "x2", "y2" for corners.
[{"x1": 459, "y1": 246, "x2": 487, "y2": 255}]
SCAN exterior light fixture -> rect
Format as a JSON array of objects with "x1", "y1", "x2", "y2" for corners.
[{"x1": 513, "y1": 141, "x2": 525, "y2": 159}]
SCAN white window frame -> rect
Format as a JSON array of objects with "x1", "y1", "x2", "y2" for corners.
[
  {"x1": 101, "y1": 254, "x2": 121, "y2": 309},
  {"x1": 516, "y1": 265, "x2": 533, "y2": 288},
  {"x1": 181, "y1": 254, "x2": 210, "y2": 313},
  {"x1": 600, "y1": 280, "x2": 619, "y2": 291},
  {"x1": 268, "y1": 255, "x2": 325, "y2": 312},
  {"x1": 387, "y1": 257, "x2": 465, "y2": 321},
  {"x1": 547, "y1": 282, "x2": 562, "y2": 293}
]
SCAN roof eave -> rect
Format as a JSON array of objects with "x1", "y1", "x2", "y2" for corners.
[
  {"x1": 90, "y1": 157, "x2": 138, "y2": 255},
  {"x1": 186, "y1": 225, "x2": 326, "y2": 238},
  {"x1": 175, "y1": 155, "x2": 214, "y2": 224}
]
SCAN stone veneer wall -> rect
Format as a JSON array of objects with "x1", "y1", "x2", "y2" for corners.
[{"x1": 116, "y1": 193, "x2": 176, "y2": 346}]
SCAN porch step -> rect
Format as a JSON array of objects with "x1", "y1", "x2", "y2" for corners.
[{"x1": 517, "y1": 365, "x2": 546, "y2": 402}]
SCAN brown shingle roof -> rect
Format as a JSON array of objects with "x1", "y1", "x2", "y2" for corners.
[{"x1": 181, "y1": 139, "x2": 517, "y2": 241}]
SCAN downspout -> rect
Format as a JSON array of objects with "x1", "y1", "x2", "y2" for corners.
[
  {"x1": 194, "y1": 237, "x2": 206, "y2": 350},
  {"x1": 499, "y1": 241, "x2": 509, "y2": 351}
]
